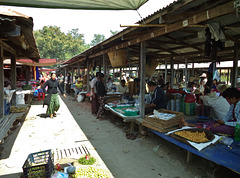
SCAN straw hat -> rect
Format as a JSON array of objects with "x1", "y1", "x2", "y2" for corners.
[
  {"x1": 217, "y1": 84, "x2": 229, "y2": 93},
  {"x1": 208, "y1": 92, "x2": 219, "y2": 99},
  {"x1": 192, "y1": 88, "x2": 201, "y2": 94},
  {"x1": 199, "y1": 73, "x2": 207, "y2": 78}
]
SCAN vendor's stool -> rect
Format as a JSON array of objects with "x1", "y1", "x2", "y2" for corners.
[{"x1": 38, "y1": 92, "x2": 45, "y2": 101}]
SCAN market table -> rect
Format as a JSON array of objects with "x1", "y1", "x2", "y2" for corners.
[
  {"x1": 105, "y1": 104, "x2": 141, "y2": 134},
  {"x1": 105, "y1": 104, "x2": 140, "y2": 122},
  {"x1": 149, "y1": 129, "x2": 240, "y2": 174}
]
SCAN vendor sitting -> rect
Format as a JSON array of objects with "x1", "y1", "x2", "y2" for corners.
[
  {"x1": 145, "y1": 81, "x2": 167, "y2": 114},
  {"x1": 117, "y1": 80, "x2": 129, "y2": 97},
  {"x1": 75, "y1": 78, "x2": 83, "y2": 98},
  {"x1": 180, "y1": 88, "x2": 240, "y2": 136}
]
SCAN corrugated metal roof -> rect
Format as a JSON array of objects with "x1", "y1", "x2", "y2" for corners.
[{"x1": 63, "y1": 0, "x2": 240, "y2": 67}]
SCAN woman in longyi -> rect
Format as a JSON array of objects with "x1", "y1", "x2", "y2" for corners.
[{"x1": 42, "y1": 72, "x2": 66, "y2": 118}]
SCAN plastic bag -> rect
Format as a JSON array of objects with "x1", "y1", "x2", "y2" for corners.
[
  {"x1": 77, "y1": 94, "x2": 84, "y2": 102},
  {"x1": 219, "y1": 136, "x2": 233, "y2": 146},
  {"x1": 51, "y1": 172, "x2": 68, "y2": 178}
]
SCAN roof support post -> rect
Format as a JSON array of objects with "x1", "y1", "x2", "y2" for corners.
[
  {"x1": 120, "y1": 68, "x2": 122, "y2": 80},
  {"x1": 177, "y1": 64, "x2": 180, "y2": 84},
  {"x1": 129, "y1": 64, "x2": 132, "y2": 78},
  {"x1": 140, "y1": 42, "x2": 146, "y2": 118},
  {"x1": 164, "y1": 60, "x2": 167, "y2": 84},
  {"x1": 87, "y1": 61, "x2": 90, "y2": 93},
  {"x1": 25, "y1": 66, "x2": 30, "y2": 85},
  {"x1": 232, "y1": 42, "x2": 239, "y2": 87},
  {"x1": 71, "y1": 66, "x2": 74, "y2": 83},
  {"x1": 82, "y1": 67, "x2": 85, "y2": 76},
  {"x1": 77, "y1": 63, "x2": 80, "y2": 77},
  {"x1": 185, "y1": 59, "x2": 188, "y2": 87},
  {"x1": 170, "y1": 58, "x2": 174, "y2": 88},
  {"x1": 192, "y1": 62, "x2": 195, "y2": 77},
  {"x1": 11, "y1": 54, "x2": 16, "y2": 106},
  {"x1": 0, "y1": 45, "x2": 4, "y2": 118},
  {"x1": 103, "y1": 53, "x2": 107, "y2": 87}
]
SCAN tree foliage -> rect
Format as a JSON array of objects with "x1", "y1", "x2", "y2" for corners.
[
  {"x1": 90, "y1": 34, "x2": 106, "y2": 47},
  {"x1": 34, "y1": 26, "x2": 90, "y2": 62},
  {"x1": 110, "y1": 30, "x2": 119, "y2": 36}
]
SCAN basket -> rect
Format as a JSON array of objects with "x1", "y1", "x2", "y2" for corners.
[
  {"x1": 22, "y1": 150, "x2": 54, "y2": 178},
  {"x1": 142, "y1": 109, "x2": 184, "y2": 133},
  {"x1": 108, "y1": 49, "x2": 127, "y2": 67}
]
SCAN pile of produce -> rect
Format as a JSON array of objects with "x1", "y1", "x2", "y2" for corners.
[
  {"x1": 73, "y1": 166, "x2": 111, "y2": 178},
  {"x1": 78, "y1": 154, "x2": 96, "y2": 165},
  {"x1": 174, "y1": 130, "x2": 209, "y2": 142},
  {"x1": 10, "y1": 106, "x2": 27, "y2": 113}
]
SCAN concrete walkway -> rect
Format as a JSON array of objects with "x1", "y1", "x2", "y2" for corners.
[{"x1": 0, "y1": 96, "x2": 112, "y2": 177}]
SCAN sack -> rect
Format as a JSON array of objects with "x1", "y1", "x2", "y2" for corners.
[
  {"x1": 77, "y1": 94, "x2": 84, "y2": 103},
  {"x1": 43, "y1": 94, "x2": 52, "y2": 107}
]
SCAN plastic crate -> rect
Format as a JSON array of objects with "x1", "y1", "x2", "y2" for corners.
[
  {"x1": 4, "y1": 99, "x2": 10, "y2": 115},
  {"x1": 22, "y1": 150, "x2": 54, "y2": 178}
]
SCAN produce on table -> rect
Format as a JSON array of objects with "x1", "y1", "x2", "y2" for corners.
[
  {"x1": 73, "y1": 166, "x2": 111, "y2": 178},
  {"x1": 10, "y1": 106, "x2": 27, "y2": 113},
  {"x1": 174, "y1": 130, "x2": 208, "y2": 142}
]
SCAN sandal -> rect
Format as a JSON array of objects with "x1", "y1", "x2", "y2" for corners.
[
  {"x1": 50, "y1": 114, "x2": 53, "y2": 118},
  {"x1": 53, "y1": 113, "x2": 57, "y2": 117}
]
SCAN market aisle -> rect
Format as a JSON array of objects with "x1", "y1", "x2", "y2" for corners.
[
  {"x1": 0, "y1": 96, "x2": 112, "y2": 177},
  {"x1": 62, "y1": 96, "x2": 218, "y2": 178}
]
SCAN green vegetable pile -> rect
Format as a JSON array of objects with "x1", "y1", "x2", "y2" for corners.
[{"x1": 78, "y1": 155, "x2": 96, "y2": 165}]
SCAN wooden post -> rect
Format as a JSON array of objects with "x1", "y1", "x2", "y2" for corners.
[
  {"x1": 77, "y1": 63, "x2": 80, "y2": 77},
  {"x1": 87, "y1": 61, "x2": 90, "y2": 93},
  {"x1": 120, "y1": 68, "x2": 122, "y2": 80},
  {"x1": 64, "y1": 68, "x2": 67, "y2": 81},
  {"x1": 232, "y1": 42, "x2": 239, "y2": 87},
  {"x1": 192, "y1": 62, "x2": 195, "y2": 77},
  {"x1": 0, "y1": 45, "x2": 4, "y2": 118},
  {"x1": 170, "y1": 58, "x2": 174, "y2": 88},
  {"x1": 71, "y1": 66, "x2": 74, "y2": 83},
  {"x1": 164, "y1": 60, "x2": 167, "y2": 84},
  {"x1": 103, "y1": 54, "x2": 107, "y2": 87},
  {"x1": 185, "y1": 59, "x2": 188, "y2": 87},
  {"x1": 11, "y1": 54, "x2": 16, "y2": 106},
  {"x1": 25, "y1": 66, "x2": 30, "y2": 85},
  {"x1": 227, "y1": 69, "x2": 230, "y2": 84},
  {"x1": 140, "y1": 42, "x2": 146, "y2": 118}
]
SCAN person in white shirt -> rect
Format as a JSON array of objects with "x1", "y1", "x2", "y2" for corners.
[{"x1": 117, "y1": 80, "x2": 129, "y2": 97}]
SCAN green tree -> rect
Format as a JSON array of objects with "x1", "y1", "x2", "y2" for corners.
[
  {"x1": 34, "y1": 26, "x2": 89, "y2": 63},
  {"x1": 110, "y1": 30, "x2": 119, "y2": 36},
  {"x1": 90, "y1": 34, "x2": 106, "y2": 46}
]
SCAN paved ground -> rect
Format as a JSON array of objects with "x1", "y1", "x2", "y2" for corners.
[
  {"x1": 0, "y1": 95, "x2": 239, "y2": 178},
  {"x1": 0, "y1": 96, "x2": 111, "y2": 178}
]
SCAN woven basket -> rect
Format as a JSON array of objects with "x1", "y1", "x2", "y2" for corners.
[
  {"x1": 108, "y1": 49, "x2": 127, "y2": 67},
  {"x1": 143, "y1": 109, "x2": 184, "y2": 132},
  {"x1": 146, "y1": 59, "x2": 159, "y2": 77}
]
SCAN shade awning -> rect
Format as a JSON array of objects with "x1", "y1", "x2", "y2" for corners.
[{"x1": 0, "y1": 0, "x2": 148, "y2": 10}]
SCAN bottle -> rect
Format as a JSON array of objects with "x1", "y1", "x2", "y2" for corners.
[{"x1": 234, "y1": 123, "x2": 240, "y2": 142}]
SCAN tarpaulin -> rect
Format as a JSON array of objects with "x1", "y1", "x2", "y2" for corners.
[{"x1": 0, "y1": 0, "x2": 148, "y2": 10}]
